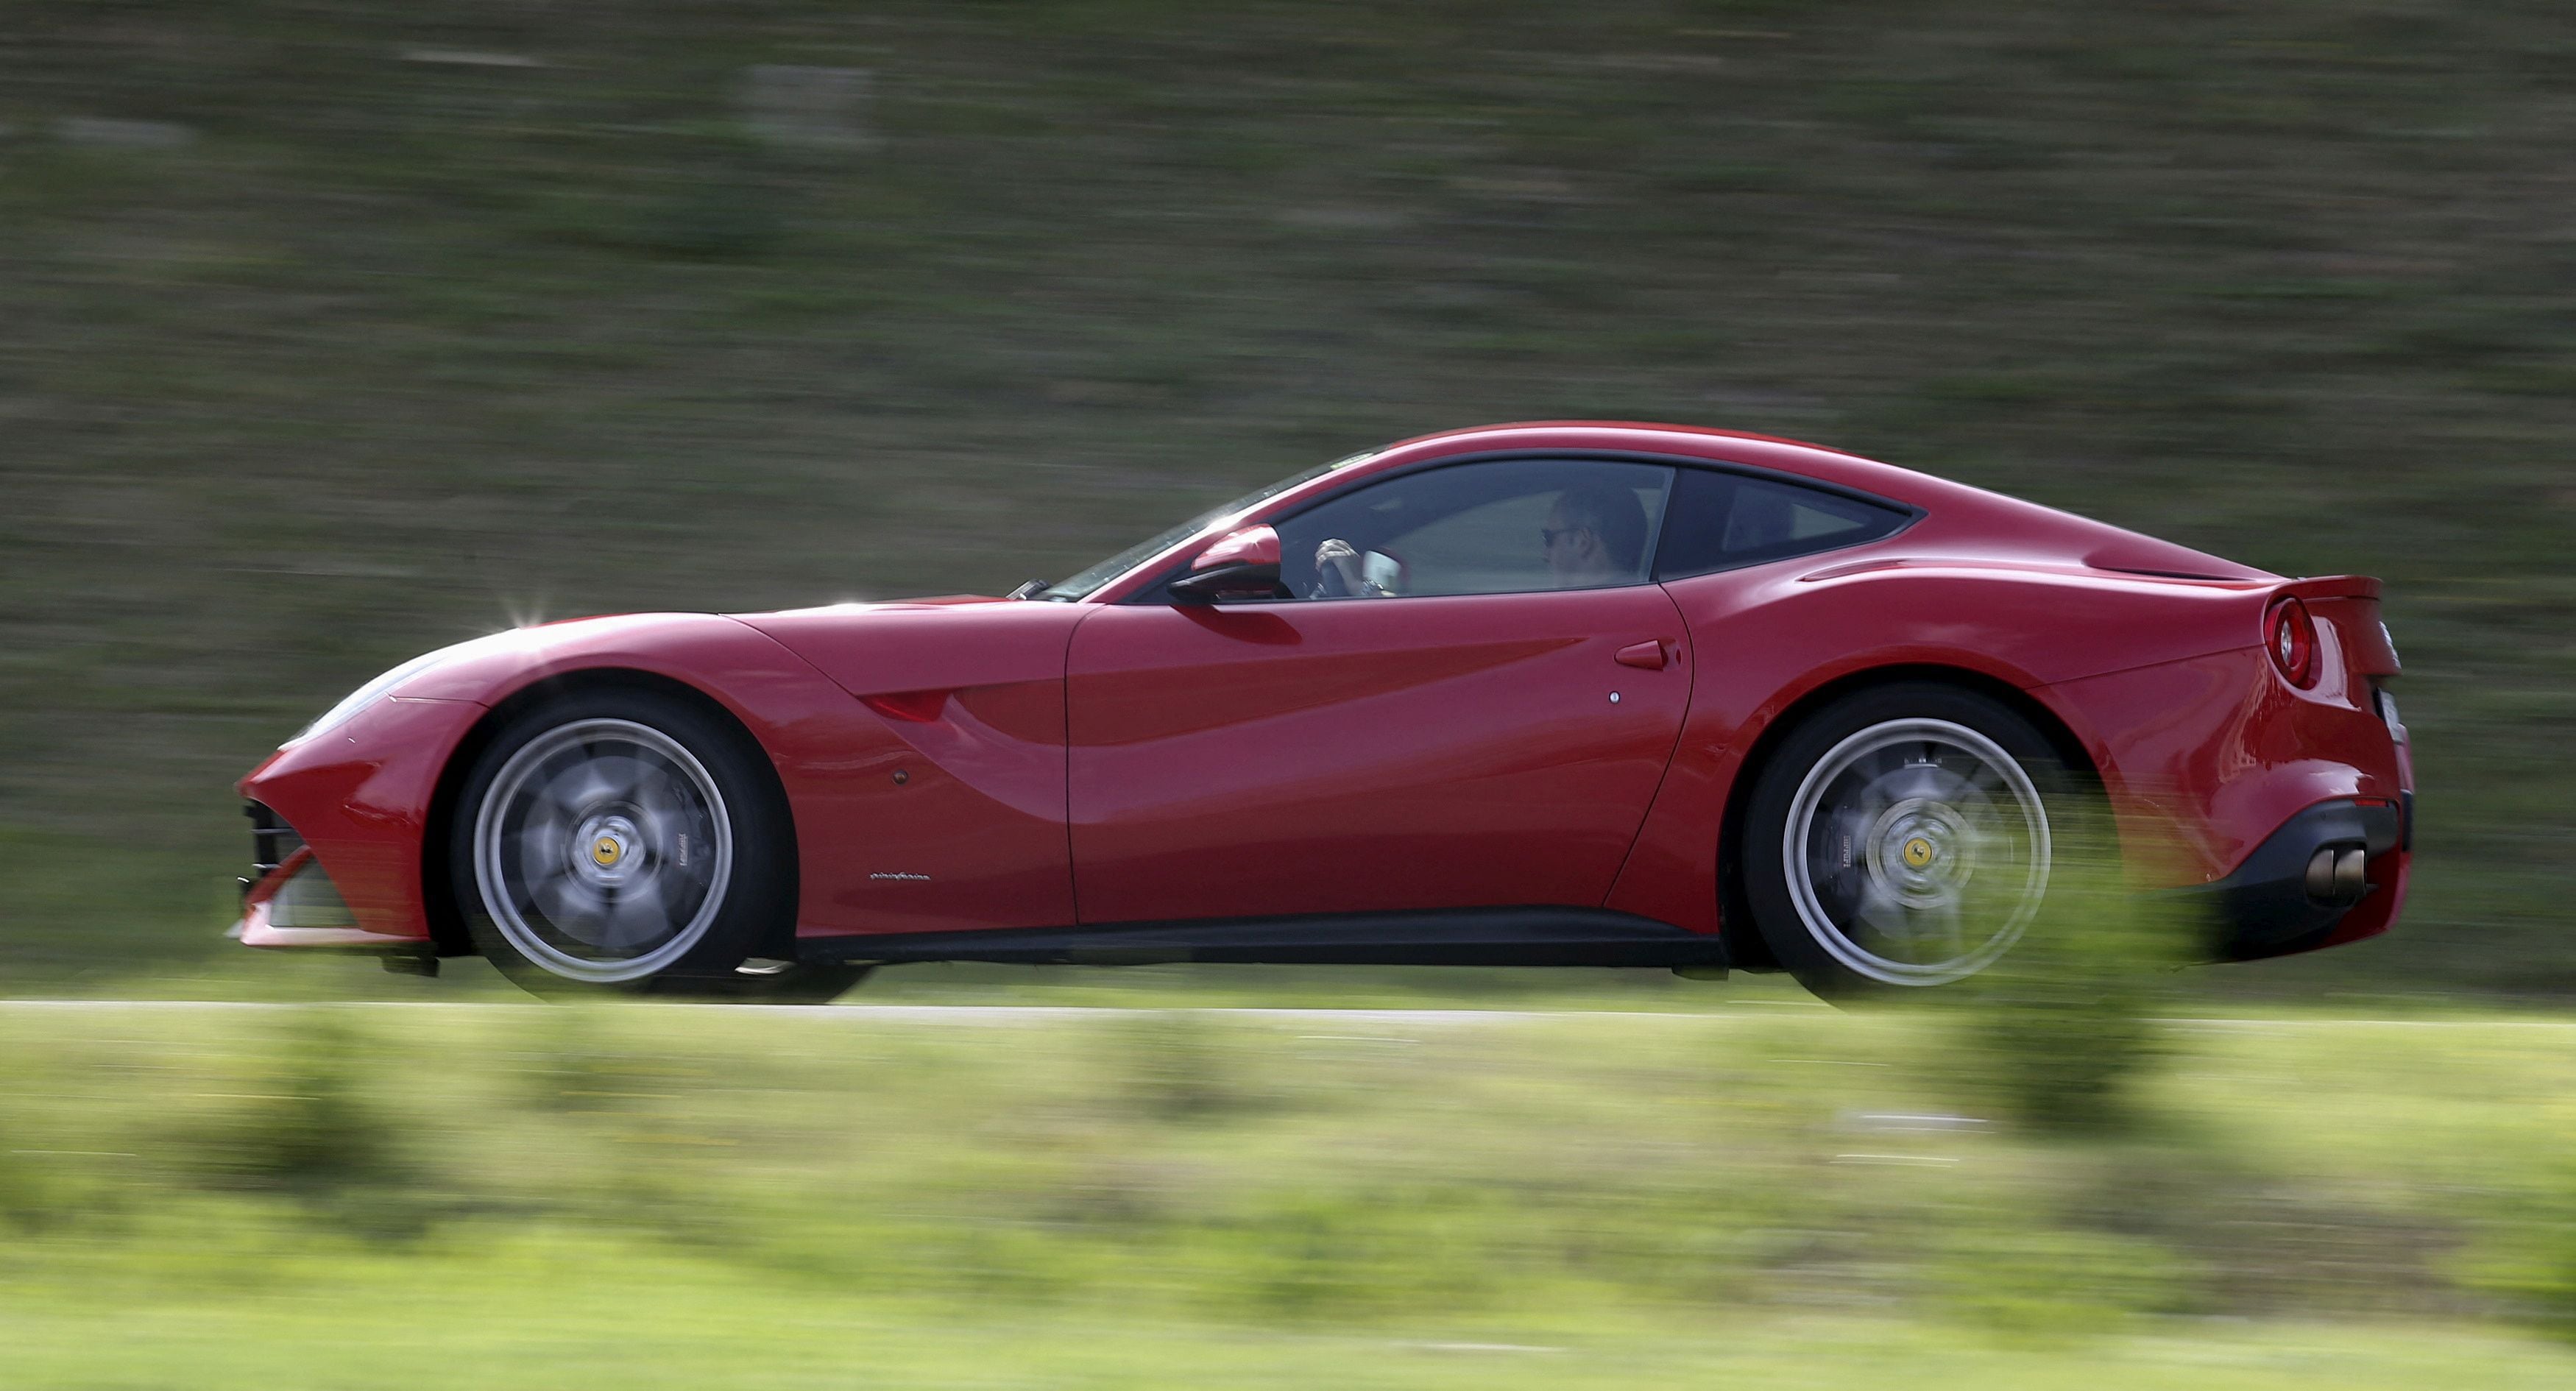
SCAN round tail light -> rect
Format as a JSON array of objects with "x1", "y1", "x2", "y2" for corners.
[{"x1": 2268, "y1": 598, "x2": 2318, "y2": 687}]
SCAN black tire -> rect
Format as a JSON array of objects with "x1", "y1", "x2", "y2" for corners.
[
  {"x1": 446, "y1": 686, "x2": 862, "y2": 1003},
  {"x1": 1739, "y1": 682, "x2": 2084, "y2": 1001}
]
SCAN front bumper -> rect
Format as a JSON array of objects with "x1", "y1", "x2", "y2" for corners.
[
  {"x1": 2190, "y1": 796, "x2": 2410, "y2": 961},
  {"x1": 230, "y1": 833, "x2": 430, "y2": 952},
  {"x1": 233, "y1": 694, "x2": 489, "y2": 947}
]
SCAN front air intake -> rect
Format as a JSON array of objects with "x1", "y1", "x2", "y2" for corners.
[{"x1": 242, "y1": 801, "x2": 304, "y2": 896}]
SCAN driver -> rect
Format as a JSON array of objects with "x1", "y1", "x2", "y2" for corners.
[
  {"x1": 1311, "y1": 537, "x2": 1396, "y2": 598},
  {"x1": 1309, "y1": 483, "x2": 1649, "y2": 597},
  {"x1": 1541, "y1": 485, "x2": 1648, "y2": 588}
]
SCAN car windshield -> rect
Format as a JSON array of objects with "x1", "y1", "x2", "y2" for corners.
[{"x1": 1033, "y1": 450, "x2": 1380, "y2": 601}]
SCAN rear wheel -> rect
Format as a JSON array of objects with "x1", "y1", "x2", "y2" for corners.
[
  {"x1": 448, "y1": 688, "x2": 867, "y2": 1002},
  {"x1": 1741, "y1": 682, "x2": 2078, "y2": 999}
]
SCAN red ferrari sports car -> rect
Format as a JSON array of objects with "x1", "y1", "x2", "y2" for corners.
[{"x1": 233, "y1": 422, "x2": 2412, "y2": 1001}]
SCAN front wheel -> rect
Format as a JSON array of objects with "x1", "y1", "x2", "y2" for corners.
[
  {"x1": 447, "y1": 688, "x2": 863, "y2": 1002},
  {"x1": 1740, "y1": 683, "x2": 2082, "y2": 999}
]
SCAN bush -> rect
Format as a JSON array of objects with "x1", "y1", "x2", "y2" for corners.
[
  {"x1": 1946, "y1": 819, "x2": 2197, "y2": 1136},
  {"x1": 1111, "y1": 1012, "x2": 1282, "y2": 1125},
  {"x1": 186, "y1": 1012, "x2": 430, "y2": 1236}
]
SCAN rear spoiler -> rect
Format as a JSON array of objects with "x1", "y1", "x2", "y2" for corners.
[
  {"x1": 2276, "y1": 575, "x2": 2380, "y2": 602},
  {"x1": 2276, "y1": 576, "x2": 2399, "y2": 678}
]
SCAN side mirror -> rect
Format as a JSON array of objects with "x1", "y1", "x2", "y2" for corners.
[{"x1": 1169, "y1": 524, "x2": 1287, "y2": 604}]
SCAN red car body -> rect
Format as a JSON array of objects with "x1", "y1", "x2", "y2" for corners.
[{"x1": 235, "y1": 423, "x2": 2412, "y2": 983}]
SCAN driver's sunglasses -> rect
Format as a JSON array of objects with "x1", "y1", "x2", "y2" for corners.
[{"x1": 1539, "y1": 525, "x2": 1579, "y2": 548}]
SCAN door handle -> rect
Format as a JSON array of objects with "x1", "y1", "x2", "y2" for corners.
[{"x1": 1614, "y1": 640, "x2": 1669, "y2": 670}]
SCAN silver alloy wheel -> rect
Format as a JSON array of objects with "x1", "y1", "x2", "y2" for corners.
[
  {"x1": 471, "y1": 718, "x2": 735, "y2": 984},
  {"x1": 1780, "y1": 717, "x2": 2051, "y2": 986}
]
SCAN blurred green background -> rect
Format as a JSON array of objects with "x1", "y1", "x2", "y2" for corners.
[
  {"x1": 5, "y1": 5, "x2": 2576, "y2": 1381},
  {"x1": 1, "y1": 0, "x2": 2569, "y2": 996}
]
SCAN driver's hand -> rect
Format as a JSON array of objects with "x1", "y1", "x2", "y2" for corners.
[{"x1": 1314, "y1": 538, "x2": 1363, "y2": 595}]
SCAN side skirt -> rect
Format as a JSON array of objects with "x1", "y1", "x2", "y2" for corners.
[{"x1": 796, "y1": 907, "x2": 1730, "y2": 970}]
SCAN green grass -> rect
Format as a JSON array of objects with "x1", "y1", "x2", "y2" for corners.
[
  {"x1": 0, "y1": 1, "x2": 2570, "y2": 994},
  {"x1": 11, "y1": 1282, "x2": 2576, "y2": 1390},
  {"x1": 3, "y1": 1004, "x2": 2576, "y2": 1384}
]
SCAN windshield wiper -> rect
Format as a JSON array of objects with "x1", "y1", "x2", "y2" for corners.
[{"x1": 1005, "y1": 578, "x2": 1050, "y2": 601}]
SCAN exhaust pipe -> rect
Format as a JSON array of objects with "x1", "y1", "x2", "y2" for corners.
[{"x1": 2305, "y1": 846, "x2": 2368, "y2": 905}]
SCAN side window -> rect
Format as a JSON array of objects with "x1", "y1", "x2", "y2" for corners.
[
  {"x1": 1277, "y1": 459, "x2": 1673, "y2": 599},
  {"x1": 1653, "y1": 468, "x2": 1911, "y2": 580}
]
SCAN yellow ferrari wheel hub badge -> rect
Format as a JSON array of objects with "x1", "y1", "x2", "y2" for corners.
[
  {"x1": 592, "y1": 836, "x2": 623, "y2": 868},
  {"x1": 1902, "y1": 836, "x2": 1935, "y2": 870}
]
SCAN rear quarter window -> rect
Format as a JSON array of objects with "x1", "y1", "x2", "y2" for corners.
[{"x1": 1653, "y1": 468, "x2": 1912, "y2": 580}]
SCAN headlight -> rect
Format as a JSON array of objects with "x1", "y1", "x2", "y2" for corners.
[{"x1": 289, "y1": 631, "x2": 525, "y2": 745}]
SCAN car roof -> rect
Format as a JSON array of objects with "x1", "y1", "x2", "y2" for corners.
[{"x1": 1349, "y1": 421, "x2": 1925, "y2": 502}]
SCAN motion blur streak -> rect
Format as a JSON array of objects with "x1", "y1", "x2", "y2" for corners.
[
  {"x1": 3, "y1": 1000, "x2": 2576, "y2": 1384},
  {"x1": 0, "y1": 0, "x2": 2560, "y2": 994},
  {"x1": 1, "y1": 2, "x2": 2569, "y2": 1383}
]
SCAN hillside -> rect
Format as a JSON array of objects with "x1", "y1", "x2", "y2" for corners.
[{"x1": 1, "y1": 1, "x2": 2568, "y2": 993}]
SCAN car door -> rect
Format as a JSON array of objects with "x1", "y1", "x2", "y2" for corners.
[
  {"x1": 1602, "y1": 464, "x2": 1926, "y2": 932},
  {"x1": 1065, "y1": 457, "x2": 1694, "y2": 925}
]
